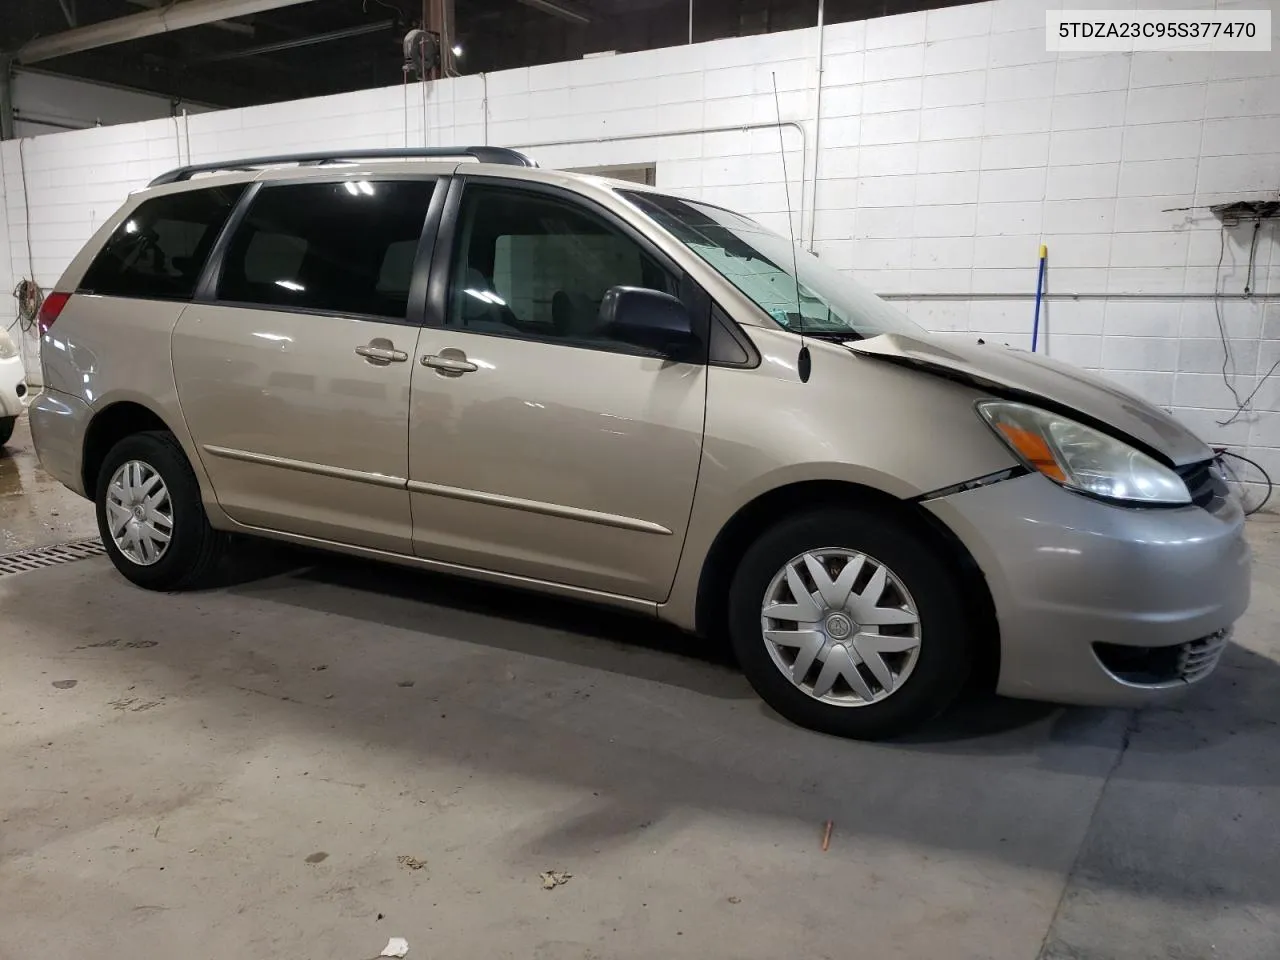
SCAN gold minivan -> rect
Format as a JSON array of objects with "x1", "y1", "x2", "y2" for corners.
[{"x1": 30, "y1": 148, "x2": 1250, "y2": 739}]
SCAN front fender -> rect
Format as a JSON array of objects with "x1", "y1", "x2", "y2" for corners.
[{"x1": 661, "y1": 331, "x2": 1018, "y2": 630}]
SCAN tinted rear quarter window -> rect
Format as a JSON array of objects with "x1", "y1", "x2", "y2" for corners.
[
  {"x1": 79, "y1": 184, "x2": 246, "y2": 300},
  {"x1": 216, "y1": 180, "x2": 435, "y2": 320}
]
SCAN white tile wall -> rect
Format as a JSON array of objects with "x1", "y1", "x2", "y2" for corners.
[
  {"x1": 918, "y1": 137, "x2": 983, "y2": 173},
  {"x1": 3, "y1": 0, "x2": 1279, "y2": 470},
  {"x1": 985, "y1": 62, "x2": 1057, "y2": 101},
  {"x1": 1125, "y1": 84, "x2": 1208, "y2": 125},
  {"x1": 1050, "y1": 90, "x2": 1127, "y2": 130},
  {"x1": 1049, "y1": 128, "x2": 1124, "y2": 167},
  {"x1": 920, "y1": 104, "x2": 985, "y2": 141},
  {"x1": 978, "y1": 167, "x2": 1047, "y2": 203},
  {"x1": 1204, "y1": 77, "x2": 1278, "y2": 120},
  {"x1": 980, "y1": 132, "x2": 1051, "y2": 170},
  {"x1": 864, "y1": 45, "x2": 926, "y2": 82},
  {"x1": 923, "y1": 69, "x2": 988, "y2": 107},
  {"x1": 915, "y1": 170, "x2": 980, "y2": 205}
]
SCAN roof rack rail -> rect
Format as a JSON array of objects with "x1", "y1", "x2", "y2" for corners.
[{"x1": 148, "y1": 146, "x2": 537, "y2": 187}]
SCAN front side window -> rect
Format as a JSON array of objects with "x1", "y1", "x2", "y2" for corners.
[
  {"x1": 217, "y1": 180, "x2": 435, "y2": 320},
  {"x1": 80, "y1": 184, "x2": 246, "y2": 301},
  {"x1": 446, "y1": 184, "x2": 677, "y2": 348},
  {"x1": 626, "y1": 191, "x2": 922, "y2": 341}
]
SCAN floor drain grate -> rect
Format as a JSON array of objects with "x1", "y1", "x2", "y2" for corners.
[{"x1": 0, "y1": 539, "x2": 106, "y2": 577}]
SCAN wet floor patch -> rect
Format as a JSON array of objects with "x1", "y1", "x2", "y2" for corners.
[{"x1": 0, "y1": 414, "x2": 99, "y2": 554}]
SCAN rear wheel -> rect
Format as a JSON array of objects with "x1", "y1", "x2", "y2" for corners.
[
  {"x1": 0, "y1": 416, "x2": 15, "y2": 447},
  {"x1": 728, "y1": 507, "x2": 971, "y2": 740},
  {"x1": 95, "y1": 431, "x2": 226, "y2": 590}
]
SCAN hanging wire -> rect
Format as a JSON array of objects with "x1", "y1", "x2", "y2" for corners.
[
  {"x1": 1243, "y1": 220, "x2": 1261, "y2": 296},
  {"x1": 1215, "y1": 217, "x2": 1277, "y2": 427},
  {"x1": 1214, "y1": 446, "x2": 1273, "y2": 516},
  {"x1": 9, "y1": 280, "x2": 42, "y2": 335},
  {"x1": 4, "y1": 140, "x2": 44, "y2": 337},
  {"x1": 1213, "y1": 224, "x2": 1246, "y2": 413},
  {"x1": 18, "y1": 139, "x2": 35, "y2": 279}
]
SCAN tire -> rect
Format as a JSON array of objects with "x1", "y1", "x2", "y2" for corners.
[
  {"x1": 94, "y1": 430, "x2": 226, "y2": 590},
  {"x1": 728, "y1": 506, "x2": 971, "y2": 740},
  {"x1": 0, "y1": 416, "x2": 15, "y2": 447}
]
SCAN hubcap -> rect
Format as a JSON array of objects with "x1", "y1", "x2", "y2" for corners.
[
  {"x1": 105, "y1": 460, "x2": 173, "y2": 566},
  {"x1": 760, "y1": 548, "x2": 922, "y2": 707}
]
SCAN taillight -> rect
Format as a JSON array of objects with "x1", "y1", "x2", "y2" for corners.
[{"x1": 37, "y1": 292, "x2": 70, "y2": 335}]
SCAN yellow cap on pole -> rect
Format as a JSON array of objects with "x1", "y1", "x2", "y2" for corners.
[{"x1": 1039, "y1": 244, "x2": 1048, "y2": 259}]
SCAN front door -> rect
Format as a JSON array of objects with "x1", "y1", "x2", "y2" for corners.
[
  {"x1": 174, "y1": 177, "x2": 438, "y2": 553},
  {"x1": 407, "y1": 180, "x2": 707, "y2": 601}
]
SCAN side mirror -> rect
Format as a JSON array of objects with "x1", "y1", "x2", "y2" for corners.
[{"x1": 599, "y1": 286, "x2": 699, "y2": 360}]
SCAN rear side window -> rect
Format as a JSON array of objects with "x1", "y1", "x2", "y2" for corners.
[
  {"x1": 216, "y1": 180, "x2": 435, "y2": 320},
  {"x1": 79, "y1": 184, "x2": 246, "y2": 301}
]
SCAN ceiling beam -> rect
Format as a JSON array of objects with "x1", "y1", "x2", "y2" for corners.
[
  {"x1": 126, "y1": 0, "x2": 255, "y2": 35},
  {"x1": 198, "y1": 19, "x2": 395, "y2": 62},
  {"x1": 16, "y1": 0, "x2": 322, "y2": 65}
]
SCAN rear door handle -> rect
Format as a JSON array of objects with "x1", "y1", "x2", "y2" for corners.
[
  {"x1": 356, "y1": 341, "x2": 408, "y2": 365},
  {"x1": 422, "y1": 353, "x2": 478, "y2": 375}
]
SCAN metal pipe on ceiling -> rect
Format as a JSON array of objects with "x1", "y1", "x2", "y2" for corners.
[
  {"x1": 514, "y1": 120, "x2": 808, "y2": 231},
  {"x1": 516, "y1": 0, "x2": 592, "y2": 25},
  {"x1": 0, "y1": 60, "x2": 16, "y2": 141},
  {"x1": 16, "y1": 0, "x2": 324, "y2": 65},
  {"x1": 806, "y1": 0, "x2": 825, "y2": 251},
  {"x1": 197, "y1": 19, "x2": 394, "y2": 62}
]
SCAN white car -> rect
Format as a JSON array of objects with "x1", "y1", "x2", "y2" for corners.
[{"x1": 0, "y1": 326, "x2": 28, "y2": 446}]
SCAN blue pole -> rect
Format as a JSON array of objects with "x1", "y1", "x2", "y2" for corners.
[{"x1": 1031, "y1": 243, "x2": 1047, "y2": 353}]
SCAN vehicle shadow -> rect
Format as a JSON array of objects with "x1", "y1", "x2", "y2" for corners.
[
  {"x1": 6, "y1": 543, "x2": 1280, "y2": 910},
  {"x1": 217, "y1": 541, "x2": 1280, "y2": 784},
  {"x1": 217, "y1": 539, "x2": 748, "y2": 700}
]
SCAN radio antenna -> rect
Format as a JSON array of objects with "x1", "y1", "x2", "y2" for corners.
[{"x1": 772, "y1": 72, "x2": 810, "y2": 383}]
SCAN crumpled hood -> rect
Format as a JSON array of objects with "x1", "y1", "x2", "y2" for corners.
[{"x1": 847, "y1": 333, "x2": 1212, "y2": 467}]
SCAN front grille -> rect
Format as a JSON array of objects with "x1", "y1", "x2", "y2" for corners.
[
  {"x1": 1177, "y1": 458, "x2": 1228, "y2": 509},
  {"x1": 1177, "y1": 629, "x2": 1230, "y2": 682},
  {"x1": 1094, "y1": 629, "x2": 1230, "y2": 686}
]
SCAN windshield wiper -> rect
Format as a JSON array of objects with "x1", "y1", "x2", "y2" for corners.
[{"x1": 792, "y1": 330, "x2": 861, "y2": 342}]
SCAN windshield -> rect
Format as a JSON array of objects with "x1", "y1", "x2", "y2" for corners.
[{"x1": 625, "y1": 191, "x2": 922, "y2": 340}]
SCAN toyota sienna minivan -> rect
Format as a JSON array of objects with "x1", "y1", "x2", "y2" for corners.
[{"x1": 29, "y1": 147, "x2": 1250, "y2": 739}]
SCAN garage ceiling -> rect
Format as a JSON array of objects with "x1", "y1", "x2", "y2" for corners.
[{"x1": 1, "y1": 0, "x2": 965, "y2": 109}]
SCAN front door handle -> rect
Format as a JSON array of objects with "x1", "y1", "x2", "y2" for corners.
[
  {"x1": 422, "y1": 352, "x2": 478, "y2": 376},
  {"x1": 356, "y1": 339, "x2": 408, "y2": 365}
]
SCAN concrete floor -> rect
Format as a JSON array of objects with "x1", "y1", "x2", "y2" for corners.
[
  {"x1": 2, "y1": 414, "x2": 1279, "y2": 960},
  {"x1": 0, "y1": 417, "x2": 99, "y2": 551}
]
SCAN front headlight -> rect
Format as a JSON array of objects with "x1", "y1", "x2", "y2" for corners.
[
  {"x1": 978, "y1": 400, "x2": 1190, "y2": 506},
  {"x1": 0, "y1": 328, "x2": 17, "y2": 361}
]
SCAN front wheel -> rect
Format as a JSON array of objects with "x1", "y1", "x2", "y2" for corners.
[
  {"x1": 95, "y1": 431, "x2": 226, "y2": 590},
  {"x1": 728, "y1": 507, "x2": 972, "y2": 740},
  {"x1": 0, "y1": 416, "x2": 15, "y2": 447}
]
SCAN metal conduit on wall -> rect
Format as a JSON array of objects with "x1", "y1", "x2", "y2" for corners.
[
  {"x1": 880, "y1": 293, "x2": 1280, "y2": 302},
  {"x1": 416, "y1": 10, "x2": 1268, "y2": 311},
  {"x1": 515, "y1": 122, "x2": 809, "y2": 237}
]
